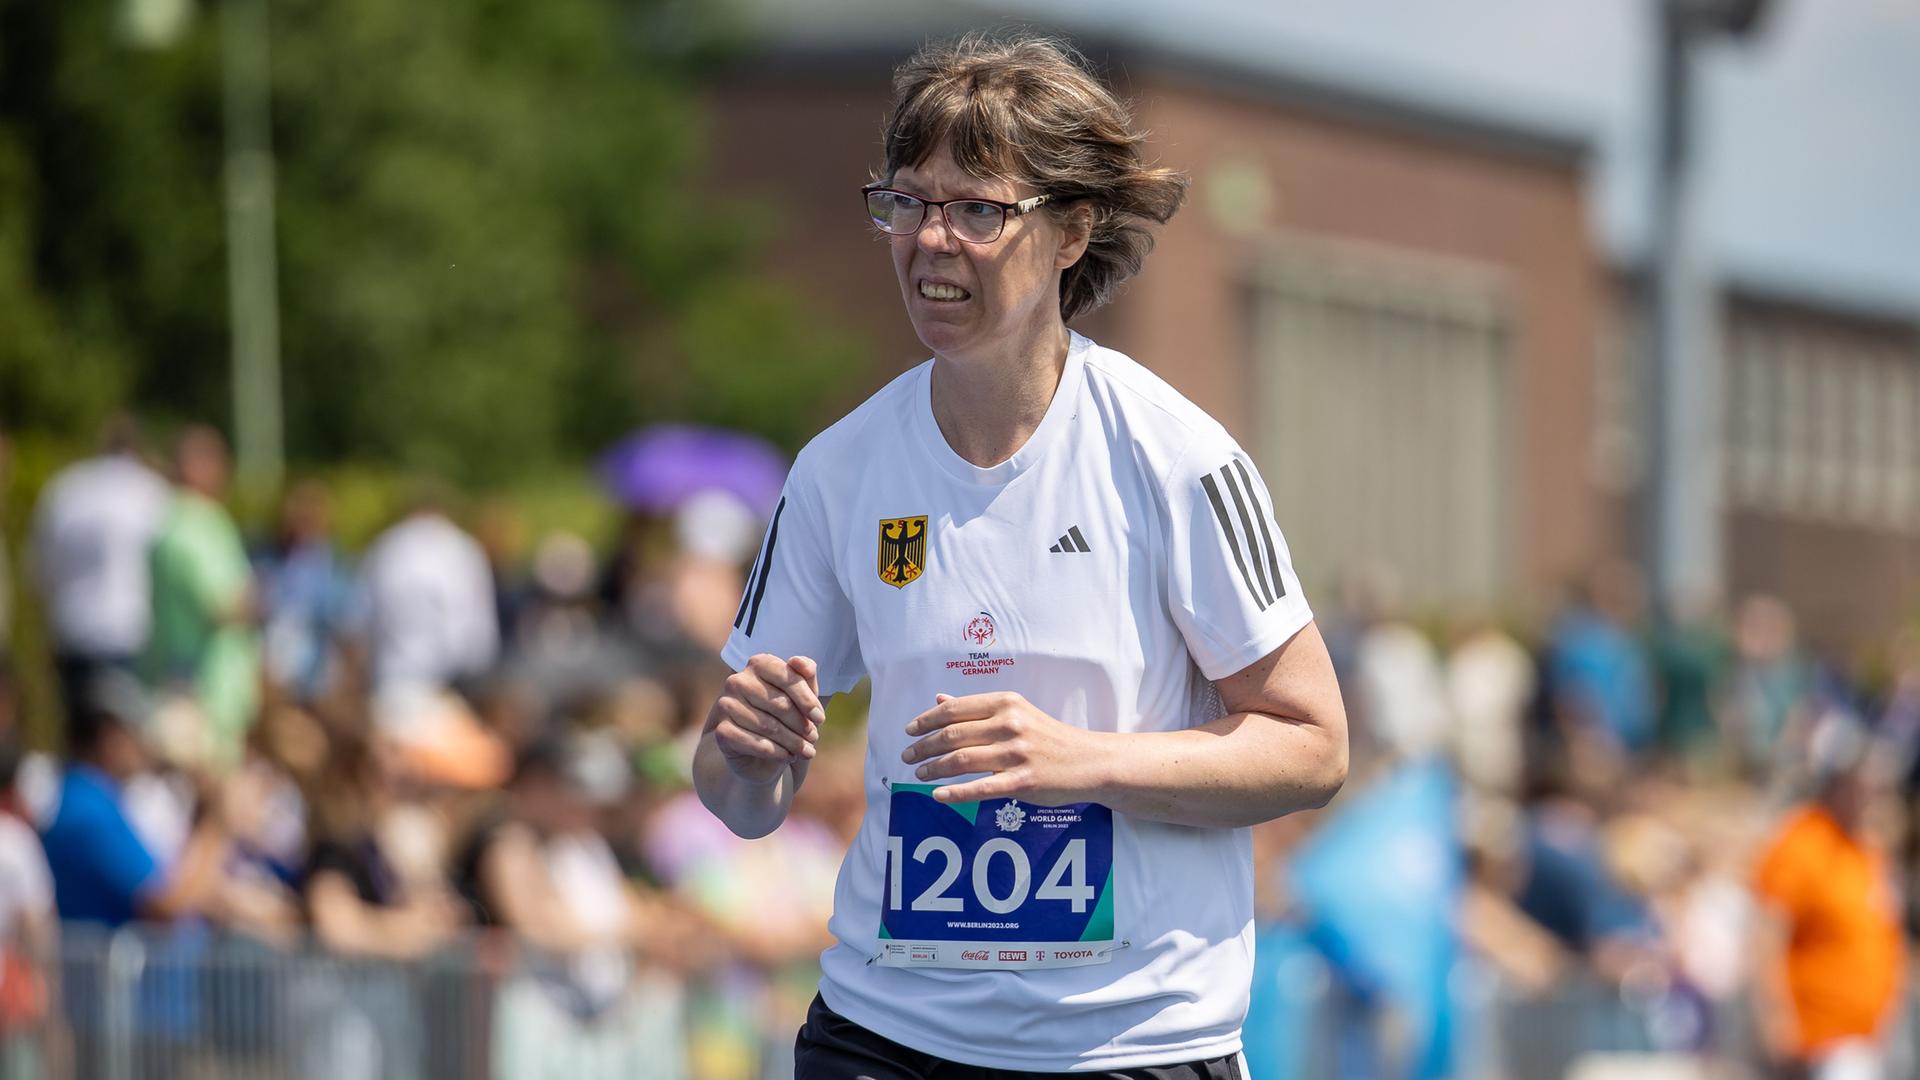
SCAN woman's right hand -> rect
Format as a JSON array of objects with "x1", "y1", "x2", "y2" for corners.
[{"x1": 707, "y1": 654, "x2": 825, "y2": 785}]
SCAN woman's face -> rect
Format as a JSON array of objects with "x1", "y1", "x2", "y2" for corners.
[{"x1": 888, "y1": 145, "x2": 1087, "y2": 360}]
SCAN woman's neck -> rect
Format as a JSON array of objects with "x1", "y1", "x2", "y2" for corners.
[{"x1": 929, "y1": 321, "x2": 1071, "y2": 468}]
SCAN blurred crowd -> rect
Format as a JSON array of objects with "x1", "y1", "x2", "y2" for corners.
[
  {"x1": 1249, "y1": 562, "x2": 1917, "y2": 1079},
  {"x1": 0, "y1": 419, "x2": 861, "y2": 1080},
  {"x1": 1, "y1": 417, "x2": 1917, "y2": 1079}
]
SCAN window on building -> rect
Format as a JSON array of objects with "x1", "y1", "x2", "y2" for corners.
[
  {"x1": 1724, "y1": 314, "x2": 1920, "y2": 528},
  {"x1": 1881, "y1": 349, "x2": 1912, "y2": 526},
  {"x1": 1251, "y1": 247, "x2": 1511, "y2": 609}
]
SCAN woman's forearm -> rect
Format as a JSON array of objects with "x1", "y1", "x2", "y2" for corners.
[
  {"x1": 693, "y1": 733, "x2": 807, "y2": 839},
  {"x1": 1088, "y1": 710, "x2": 1347, "y2": 829}
]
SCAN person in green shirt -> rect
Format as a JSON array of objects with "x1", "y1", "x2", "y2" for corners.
[{"x1": 146, "y1": 426, "x2": 260, "y2": 769}]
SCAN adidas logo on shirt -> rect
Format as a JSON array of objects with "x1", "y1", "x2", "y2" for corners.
[{"x1": 1048, "y1": 526, "x2": 1091, "y2": 554}]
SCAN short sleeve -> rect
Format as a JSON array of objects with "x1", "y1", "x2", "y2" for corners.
[
  {"x1": 49, "y1": 780, "x2": 160, "y2": 916},
  {"x1": 1164, "y1": 428, "x2": 1314, "y2": 681},
  {"x1": 168, "y1": 501, "x2": 249, "y2": 617},
  {"x1": 720, "y1": 468, "x2": 864, "y2": 695}
]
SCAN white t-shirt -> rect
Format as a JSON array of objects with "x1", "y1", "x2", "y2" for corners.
[
  {"x1": 30, "y1": 454, "x2": 171, "y2": 656},
  {"x1": 354, "y1": 513, "x2": 499, "y2": 692},
  {"x1": 721, "y1": 332, "x2": 1313, "y2": 1071},
  {"x1": 0, "y1": 814, "x2": 52, "y2": 941}
]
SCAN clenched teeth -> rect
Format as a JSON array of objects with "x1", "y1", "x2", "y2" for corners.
[{"x1": 919, "y1": 282, "x2": 970, "y2": 301}]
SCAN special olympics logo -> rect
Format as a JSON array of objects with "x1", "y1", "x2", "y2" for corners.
[{"x1": 964, "y1": 612, "x2": 997, "y2": 648}]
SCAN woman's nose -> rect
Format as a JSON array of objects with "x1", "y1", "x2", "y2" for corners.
[{"x1": 916, "y1": 208, "x2": 961, "y2": 253}]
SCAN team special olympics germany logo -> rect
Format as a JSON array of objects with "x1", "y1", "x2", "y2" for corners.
[
  {"x1": 947, "y1": 610, "x2": 1015, "y2": 677},
  {"x1": 877, "y1": 515, "x2": 927, "y2": 588}
]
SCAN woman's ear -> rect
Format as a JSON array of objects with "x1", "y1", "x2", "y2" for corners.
[{"x1": 1054, "y1": 202, "x2": 1094, "y2": 270}]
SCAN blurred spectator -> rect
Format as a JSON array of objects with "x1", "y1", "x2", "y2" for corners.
[
  {"x1": 354, "y1": 488, "x2": 498, "y2": 698},
  {"x1": 1511, "y1": 752, "x2": 1656, "y2": 978},
  {"x1": 459, "y1": 739, "x2": 690, "y2": 1078},
  {"x1": 253, "y1": 481, "x2": 353, "y2": 706},
  {"x1": 604, "y1": 491, "x2": 759, "y2": 657},
  {"x1": 292, "y1": 726, "x2": 464, "y2": 1079},
  {"x1": 645, "y1": 744, "x2": 841, "y2": 1080},
  {"x1": 38, "y1": 683, "x2": 289, "y2": 931},
  {"x1": 1336, "y1": 564, "x2": 1450, "y2": 766},
  {"x1": 1354, "y1": 616, "x2": 1451, "y2": 765},
  {"x1": 1648, "y1": 590, "x2": 1732, "y2": 769},
  {"x1": 1445, "y1": 615, "x2": 1535, "y2": 796},
  {"x1": 28, "y1": 415, "x2": 170, "y2": 726},
  {"x1": 668, "y1": 491, "x2": 761, "y2": 654},
  {"x1": 1751, "y1": 714, "x2": 1904, "y2": 1079},
  {"x1": 303, "y1": 730, "x2": 465, "y2": 959},
  {"x1": 1726, "y1": 594, "x2": 1812, "y2": 781},
  {"x1": 145, "y1": 426, "x2": 261, "y2": 770},
  {"x1": 502, "y1": 531, "x2": 650, "y2": 726},
  {"x1": 1546, "y1": 562, "x2": 1655, "y2": 756},
  {"x1": 0, "y1": 734, "x2": 61, "y2": 1075}
]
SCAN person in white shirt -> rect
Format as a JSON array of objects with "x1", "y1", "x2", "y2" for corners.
[
  {"x1": 353, "y1": 494, "x2": 499, "y2": 696},
  {"x1": 28, "y1": 416, "x2": 170, "y2": 725},
  {"x1": 695, "y1": 33, "x2": 1348, "y2": 1078}
]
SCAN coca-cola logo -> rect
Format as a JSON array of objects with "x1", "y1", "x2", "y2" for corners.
[{"x1": 960, "y1": 949, "x2": 991, "y2": 962}]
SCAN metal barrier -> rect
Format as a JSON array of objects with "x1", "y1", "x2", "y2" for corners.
[
  {"x1": 11, "y1": 923, "x2": 1918, "y2": 1079},
  {"x1": 27, "y1": 923, "x2": 697, "y2": 1080}
]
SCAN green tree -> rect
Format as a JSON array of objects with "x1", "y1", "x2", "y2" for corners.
[{"x1": 0, "y1": 0, "x2": 866, "y2": 482}]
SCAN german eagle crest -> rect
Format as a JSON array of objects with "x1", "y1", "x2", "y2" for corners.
[{"x1": 877, "y1": 515, "x2": 927, "y2": 588}]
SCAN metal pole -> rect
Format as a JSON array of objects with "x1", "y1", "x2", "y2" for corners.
[
  {"x1": 221, "y1": 0, "x2": 283, "y2": 494},
  {"x1": 1644, "y1": 0, "x2": 1723, "y2": 620}
]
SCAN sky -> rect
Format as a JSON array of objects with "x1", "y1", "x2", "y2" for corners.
[{"x1": 991, "y1": 0, "x2": 1920, "y2": 315}]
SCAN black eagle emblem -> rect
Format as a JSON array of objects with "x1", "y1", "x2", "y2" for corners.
[{"x1": 877, "y1": 515, "x2": 928, "y2": 588}]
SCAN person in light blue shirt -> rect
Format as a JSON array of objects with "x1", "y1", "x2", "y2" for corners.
[{"x1": 1547, "y1": 564, "x2": 1655, "y2": 754}]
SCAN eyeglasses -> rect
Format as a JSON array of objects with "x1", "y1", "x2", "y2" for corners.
[{"x1": 862, "y1": 186, "x2": 1054, "y2": 244}]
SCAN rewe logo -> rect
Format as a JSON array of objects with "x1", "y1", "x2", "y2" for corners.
[{"x1": 997, "y1": 950, "x2": 1028, "y2": 962}]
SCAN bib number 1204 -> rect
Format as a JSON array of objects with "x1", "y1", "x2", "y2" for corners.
[
  {"x1": 887, "y1": 835, "x2": 1095, "y2": 914},
  {"x1": 876, "y1": 785, "x2": 1115, "y2": 970}
]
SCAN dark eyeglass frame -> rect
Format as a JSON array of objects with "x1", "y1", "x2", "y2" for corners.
[{"x1": 862, "y1": 185, "x2": 1054, "y2": 244}]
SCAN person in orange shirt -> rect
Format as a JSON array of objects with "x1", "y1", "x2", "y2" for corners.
[{"x1": 1751, "y1": 714, "x2": 1905, "y2": 1079}]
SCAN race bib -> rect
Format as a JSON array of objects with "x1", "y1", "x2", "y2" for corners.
[{"x1": 877, "y1": 783, "x2": 1116, "y2": 970}]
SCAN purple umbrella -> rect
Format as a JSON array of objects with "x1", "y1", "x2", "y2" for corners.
[{"x1": 597, "y1": 424, "x2": 789, "y2": 518}]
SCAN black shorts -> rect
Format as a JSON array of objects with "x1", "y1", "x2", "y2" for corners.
[{"x1": 793, "y1": 994, "x2": 1247, "y2": 1080}]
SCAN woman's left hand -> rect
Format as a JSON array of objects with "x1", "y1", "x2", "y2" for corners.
[{"x1": 901, "y1": 692, "x2": 1110, "y2": 806}]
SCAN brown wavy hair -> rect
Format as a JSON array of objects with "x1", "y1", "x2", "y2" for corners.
[{"x1": 880, "y1": 32, "x2": 1189, "y2": 323}]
